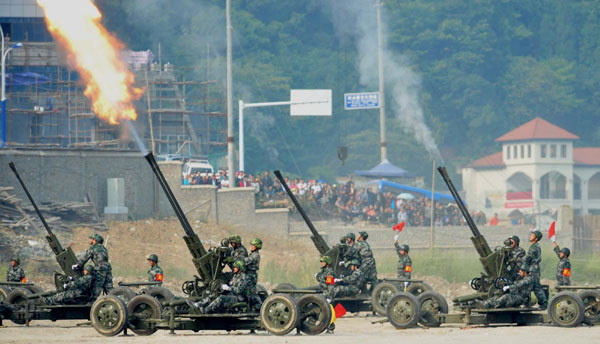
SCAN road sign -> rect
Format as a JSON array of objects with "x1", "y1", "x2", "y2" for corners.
[
  {"x1": 290, "y1": 89, "x2": 332, "y2": 116},
  {"x1": 344, "y1": 92, "x2": 380, "y2": 110}
]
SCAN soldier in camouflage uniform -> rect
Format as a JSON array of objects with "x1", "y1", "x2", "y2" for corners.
[
  {"x1": 147, "y1": 254, "x2": 164, "y2": 284},
  {"x1": 524, "y1": 230, "x2": 547, "y2": 308},
  {"x1": 552, "y1": 241, "x2": 571, "y2": 286},
  {"x1": 506, "y1": 235, "x2": 526, "y2": 281},
  {"x1": 6, "y1": 257, "x2": 26, "y2": 283},
  {"x1": 244, "y1": 238, "x2": 263, "y2": 311},
  {"x1": 44, "y1": 265, "x2": 94, "y2": 305},
  {"x1": 479, "y1": 264, "x2": 534, "y2": 309},
  {"x1": 357, "y1": 231, "x2": 377, "y2": 290},
  {"x1": 227, "y1": 234, "x2": 248, "y2": 269},
  {"x1": 394, "y1": 242, "x2": 412, "y2": 280},
  {"x1": 74, "y1": 234, "x2": 113, "y2": 297},
  {"x1": 315, "y1": 256, "x2": 335, "y2": 294},
  {"x1": 187, "y1": 260, "x2": 252, "y2": 313},
  {"x1": 327, "y1": 260, "x2": 366, "y2": 299},
  {"x1": 341, "y1": 233, "x2": 361, "y2": 267}
]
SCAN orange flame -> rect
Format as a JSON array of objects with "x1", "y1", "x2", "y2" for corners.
[{"x1": 37, "y1": 0, "x2": 142, "y2": 124}]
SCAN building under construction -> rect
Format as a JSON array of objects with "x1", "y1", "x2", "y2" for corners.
[{"x1": 1, "y1": 3, "x2": 227, "y2": 159}]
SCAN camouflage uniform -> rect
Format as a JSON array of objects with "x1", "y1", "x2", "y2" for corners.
[
  {"x1": 482, "y1": 274, "x2": 534, "y2": 308},
  {"x1": 204, "y1": 271, "x2": 253, "y2": 313},
  {"x1": 524, "y1": 242, "x2": 547, "y2": 307},
  {"x1": 328, "y1": 268, "x2": 366, "y2": 299},
  {"x1": 553, "y1": 246, "x2": 571, "y2": 286},
  {"x1": 316, "y1": 265, "x2": 335, "y2": 292},
  {"x1": 243, "y1": 250, "x2": 262, "y2": 310},
  {"x1": 78, "y1": 244, "x2": 113, "y2": 297},
  {"x1": 148, "y1": 264, "x2": 164, "y2": 284},
  {"x1": 343, "y1": 243, "x2": 361, "y2": 265},
  {"x1": 44, "y1": 274, "x2": 94, "y2": 305},
  {"x1": 6, "y1": 266, "x2": 26, "y2": 282},
  {"x1": 358, "y1": 240, "x2": 377, "y2": 287},
  {"x1": 229, "y1": 245, "x2": 248, "y2": 268},
  {"x1": 395, "y1": 243, "x2": 412, "y2": 279},
  {"x1": 508, "y1": 246, "x2": 526, "y2": 281}
]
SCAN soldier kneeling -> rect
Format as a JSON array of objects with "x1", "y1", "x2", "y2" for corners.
[
  {"x1": 476, "y1": 264, "x2": 534, "y2": 309},
  {"x1": 44, "y1": 264, "x2": 94, "y2": 305}
]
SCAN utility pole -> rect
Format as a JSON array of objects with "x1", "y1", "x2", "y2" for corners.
[
  {"x1": 226, "y1": 0, "x2": 235, "y2": 187},
  {"x1": 376, "y1": 0, "x2": 387, "y2": 161}
]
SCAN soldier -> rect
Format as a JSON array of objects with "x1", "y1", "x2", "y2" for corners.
[
  {"x1": 524, "y1": 230, "x2": 547, "y2": 309},
  {"x1": 315, "y1": 256, "x2": 335, "y2": 293},
  {"x1": 147, "y1": 254, "x2": 164, "y2": 284},
  {"x1": 228, "y1": 234, "x2": 248, "y2": 268},
  {"x1": 552, "y1": 241, "x2": 571, "y2": 286},
  {"x1": 73, "y1": 233, "x2": 113, "y2": 297},
  {"x1": 478, "y1": 264, "x2": 534, "y2": 309},
  {"x1": 394, "y1": 239, "x2": 412, "y2": 280},
  {"x1": 328, "y1": 260, "x2": 366, "y2": 299},
  {"x1": 244, "y1": 238, "x2": 262, "y2": 311},
  {"x1": 187, "y1": 260, "x2": 252, "y2": 313},
  {"x1": 44, "y1": 264, "x2": 94, "y2": 305},
  {"x1": 341, "y1": 233, "x2": 360, "y2": 267},
  {"x1": 506, "y1": 235, "x2": 526, "y2": 281},
  {"x1": 6, "y1": 257, "x2": 26, "y2": 283},
  {"x1": 357, "y1": 231, "x2": 378, "y2": 290}
]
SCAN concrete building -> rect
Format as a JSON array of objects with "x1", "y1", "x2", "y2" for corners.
[{"x1": 462, "y1": 118, "x2": 600, "y2": 216}]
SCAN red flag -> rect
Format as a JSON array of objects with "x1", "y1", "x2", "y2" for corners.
[
  {"x1": 548, "y1": 221, "x2": 556, "y2": 240},
  {"x1": 393, "y1": 222, "x2": 406, "y2": 232},
  {"x1": 334, "y1": 303, "x2": 346, "y2": 318}
]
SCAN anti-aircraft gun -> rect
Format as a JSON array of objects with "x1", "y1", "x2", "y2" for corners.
[
  {"x1": 437, "y1": 166, "x2": 520, "y2": 305},
  {"x1": 9, "y1": 162, "x2": 82, "y2": 289}
]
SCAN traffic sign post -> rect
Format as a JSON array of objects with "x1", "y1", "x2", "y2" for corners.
[{"x1": 344, "y1": 92, "x2": 381, "y2": 110}]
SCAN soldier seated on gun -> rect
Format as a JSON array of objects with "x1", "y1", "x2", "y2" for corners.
[
  {"x1": 552, "y1": 240, "x2": 571, "y2": 286},
  {"x1": 475, "y1": 264, "x2": 534, "y2": 309},
  {"x1": 315, "y1": 256, "x2": 335, "y2": 294},
  {"x1": 147, "y1": 254, "x2": 164, "y2": 285},
  {"x1": 340, "y1": 233, "x2": 360, "y2": 267},
  {"x1": 327, "y1": 260, "x2": 366, "y2": 300},
  {"x1": 43, "y1": 264, "x2": 94, "y2": 305},
  {"x1": 187, "y1": 260, "x2": 252, "y2": 314},
  {"x1": 505, "y1": 235, "x2": 525, "y2": 281},
  {"x1": 227, "y1": 234, "x2": 248, "y2": 268},
  {"x1": 6, "y1": 257, "x2": 26, "y2": 283},
  {"x1": 72, "y1": 233, "x2": 113, "y2": 298}
]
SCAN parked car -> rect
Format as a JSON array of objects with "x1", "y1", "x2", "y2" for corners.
[{"x1": 182, "y1": 159, "x2": 214, "y2": 179}]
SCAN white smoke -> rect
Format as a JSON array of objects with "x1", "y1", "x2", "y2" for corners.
[{"x1": 327, "y1": 0, "x2": 441, "y2": 160}]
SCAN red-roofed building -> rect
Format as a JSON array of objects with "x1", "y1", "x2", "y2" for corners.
[{"x1": 463, "y1": 118, "x2": 600, "y2": 216}]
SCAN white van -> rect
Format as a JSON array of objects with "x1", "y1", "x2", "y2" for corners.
[{"x1": 182, "y1": 159, "x2": 214, "y2": 179}]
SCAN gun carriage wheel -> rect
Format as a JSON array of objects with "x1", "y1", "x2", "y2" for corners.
[
  {"x1": 405, "y1": 282, "x2": 432, "y2": 297},
  {"x1": 386, "y1": 292, "x2": 420, "y2": 329},
  {"x1": 145, "y1": 286, "x2": 174, "y2": 303},
  {"x1": 91, "y1": 295, "x2": 129, "y2": 336},
  {"x1": 0, "y1": 286, "x2": 9, "y2": 302},
  {"x1": 296, "y1": 294, "x2": 332, "y2": 335},
  {"x1": 108, "y1": 286, "x2": 137, "y2": 303},
  {"x1": 578, "y1": 290, "x2": 600, "y2": 324},
  {"x1": 417, "y1": 291, "x2": 448, "y2": 327},
  {"x1": 6, "y1": 288, "x2": 33, "y2": 325},
  {"x1": 260, "y1": 294, "x2": 300, "y2": 335},
  {"x1": 127, "y1": 294, "x2": 161, "y2": 336},
  {"x1": 371, "y1": 282, "x2": 400, "y2": 316},
  {"x1": 548, "y1": 291, "x2": 585, "y2": 327}
]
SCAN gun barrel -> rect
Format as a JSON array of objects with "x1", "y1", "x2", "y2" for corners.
[
  {"x1": 273, "y1": 170, "x2": 330, "y2": 253},
  {"x1": 437, "y1": 166, "x2": 482, "y2": 237},
  {"x1": 9, "y1": 162, "x2": 54, "y2": 237}
]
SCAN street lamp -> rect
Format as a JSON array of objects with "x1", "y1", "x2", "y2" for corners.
[{"x1": 1, "y1": 24, "x2": 23, "y2": 148}]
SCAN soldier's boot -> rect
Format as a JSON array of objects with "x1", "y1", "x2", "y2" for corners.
[
  {"x1": 326, "y1": 323, "x2": 335, "y2": 334},
  {"x1": 185, "y1": 299, "x2": 204, "y2": 314}
]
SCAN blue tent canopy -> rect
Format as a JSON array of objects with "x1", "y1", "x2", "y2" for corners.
[
  {"x1": 6, "y1": 72, "x2": 50, "y2": 86},
  {"x1": 367, "y1": 179, "x2": 456, "y2": 203},
  {"x1": 354, "y1": 159, "x2": 415, "y2": 178}
]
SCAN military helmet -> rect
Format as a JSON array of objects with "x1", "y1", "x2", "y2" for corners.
[
  {"x1": 561, "y1": 247, "x2": 571, "y2": 257},
  {"x1": 400, "y1": 244, "x2": 409, "y2": 252},
  {"x1": 520, "y1": 263, "x2": 530, "y2": 272},
  {"x1": 232, "y1": 260, "x2": 245, "y2": 271},
  {"x1": 346, "y1": 232, "x2": 356, "y2": 241},
  {"x1": 533, "y1": 230, "x2": 542, "y2": 240},
  {"x1": 11, "y1": 257, "x2": 20, "y2": 265},
  {"x1": 146, "y1": 254, "x2": 159, "y2": 262},
  {"x1": 229, "y1": 234, "x2": 241, "y2": 244},
  {"x1": 89, "y1": 233, "x2": 104, "y2": 244},
  {"x1": 320, "y1": 256, "x2": 332, "y2": 265},
  {"x1": 350, "y1": 259, "x2": 360, "y2": 267},
  {"x1": 83, "y1": 264, "x2": 94, "y2": 272},
  {"x1": 359, "y1": 231, "x2": 368, "y2": 240},
  {"x1": 511, "y1": 235, "x2": 520, "y2": 245},
  {"x1": 250, "y1": 238, "x2": 263, "y2": 249}
]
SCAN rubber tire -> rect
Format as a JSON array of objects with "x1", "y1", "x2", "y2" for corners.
[
  {"x1": 145, "y1": 286, "x2": 174, "y2": 303},
  {"x1": 578, "y1": 290, "x2": 600, "y2": 325},
  {"x1": 108, "y1": 286, "x2": 137, "y2": 303},
  {"x1": 90, "y1": 295, "x2": 129, "y2": 336},
  {"x1": 297, "y1": 294, "x2": 332, "y2": 335},
  {"x1": 260, "y1": 293, "x2": 300, "y2": 335},
  {"x1": 371, "y1": 282, "x2": 400, "y2": 316},
  {"x1": 127, "y1": 294, "x2": 161, "y2": 336},
  {"x1": 0, "y1": 286, "x2": 9, "y2": 302},
  {"x1": 548, "y1": 291, "x2": 585, "y2": 327},
  {"x1": 417, "y1": 291, "x2": 448, "y2": 327},
  {"x1": 386, "y1": 292, "x2": 421, "y2": 329},
  {"x1": 6, "y1": 288, "x2": 32, "y2": 325},
  {"x1": 406, "y1": 282, "x2": 432, "y2": 297},
  {"x1": 26, "y1": 285, "x2": 44, "y2": 295}
]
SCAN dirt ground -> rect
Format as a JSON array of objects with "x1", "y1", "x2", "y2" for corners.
[{"x1": 2, "y1": 317, "x2": 600, "y2": 344}]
